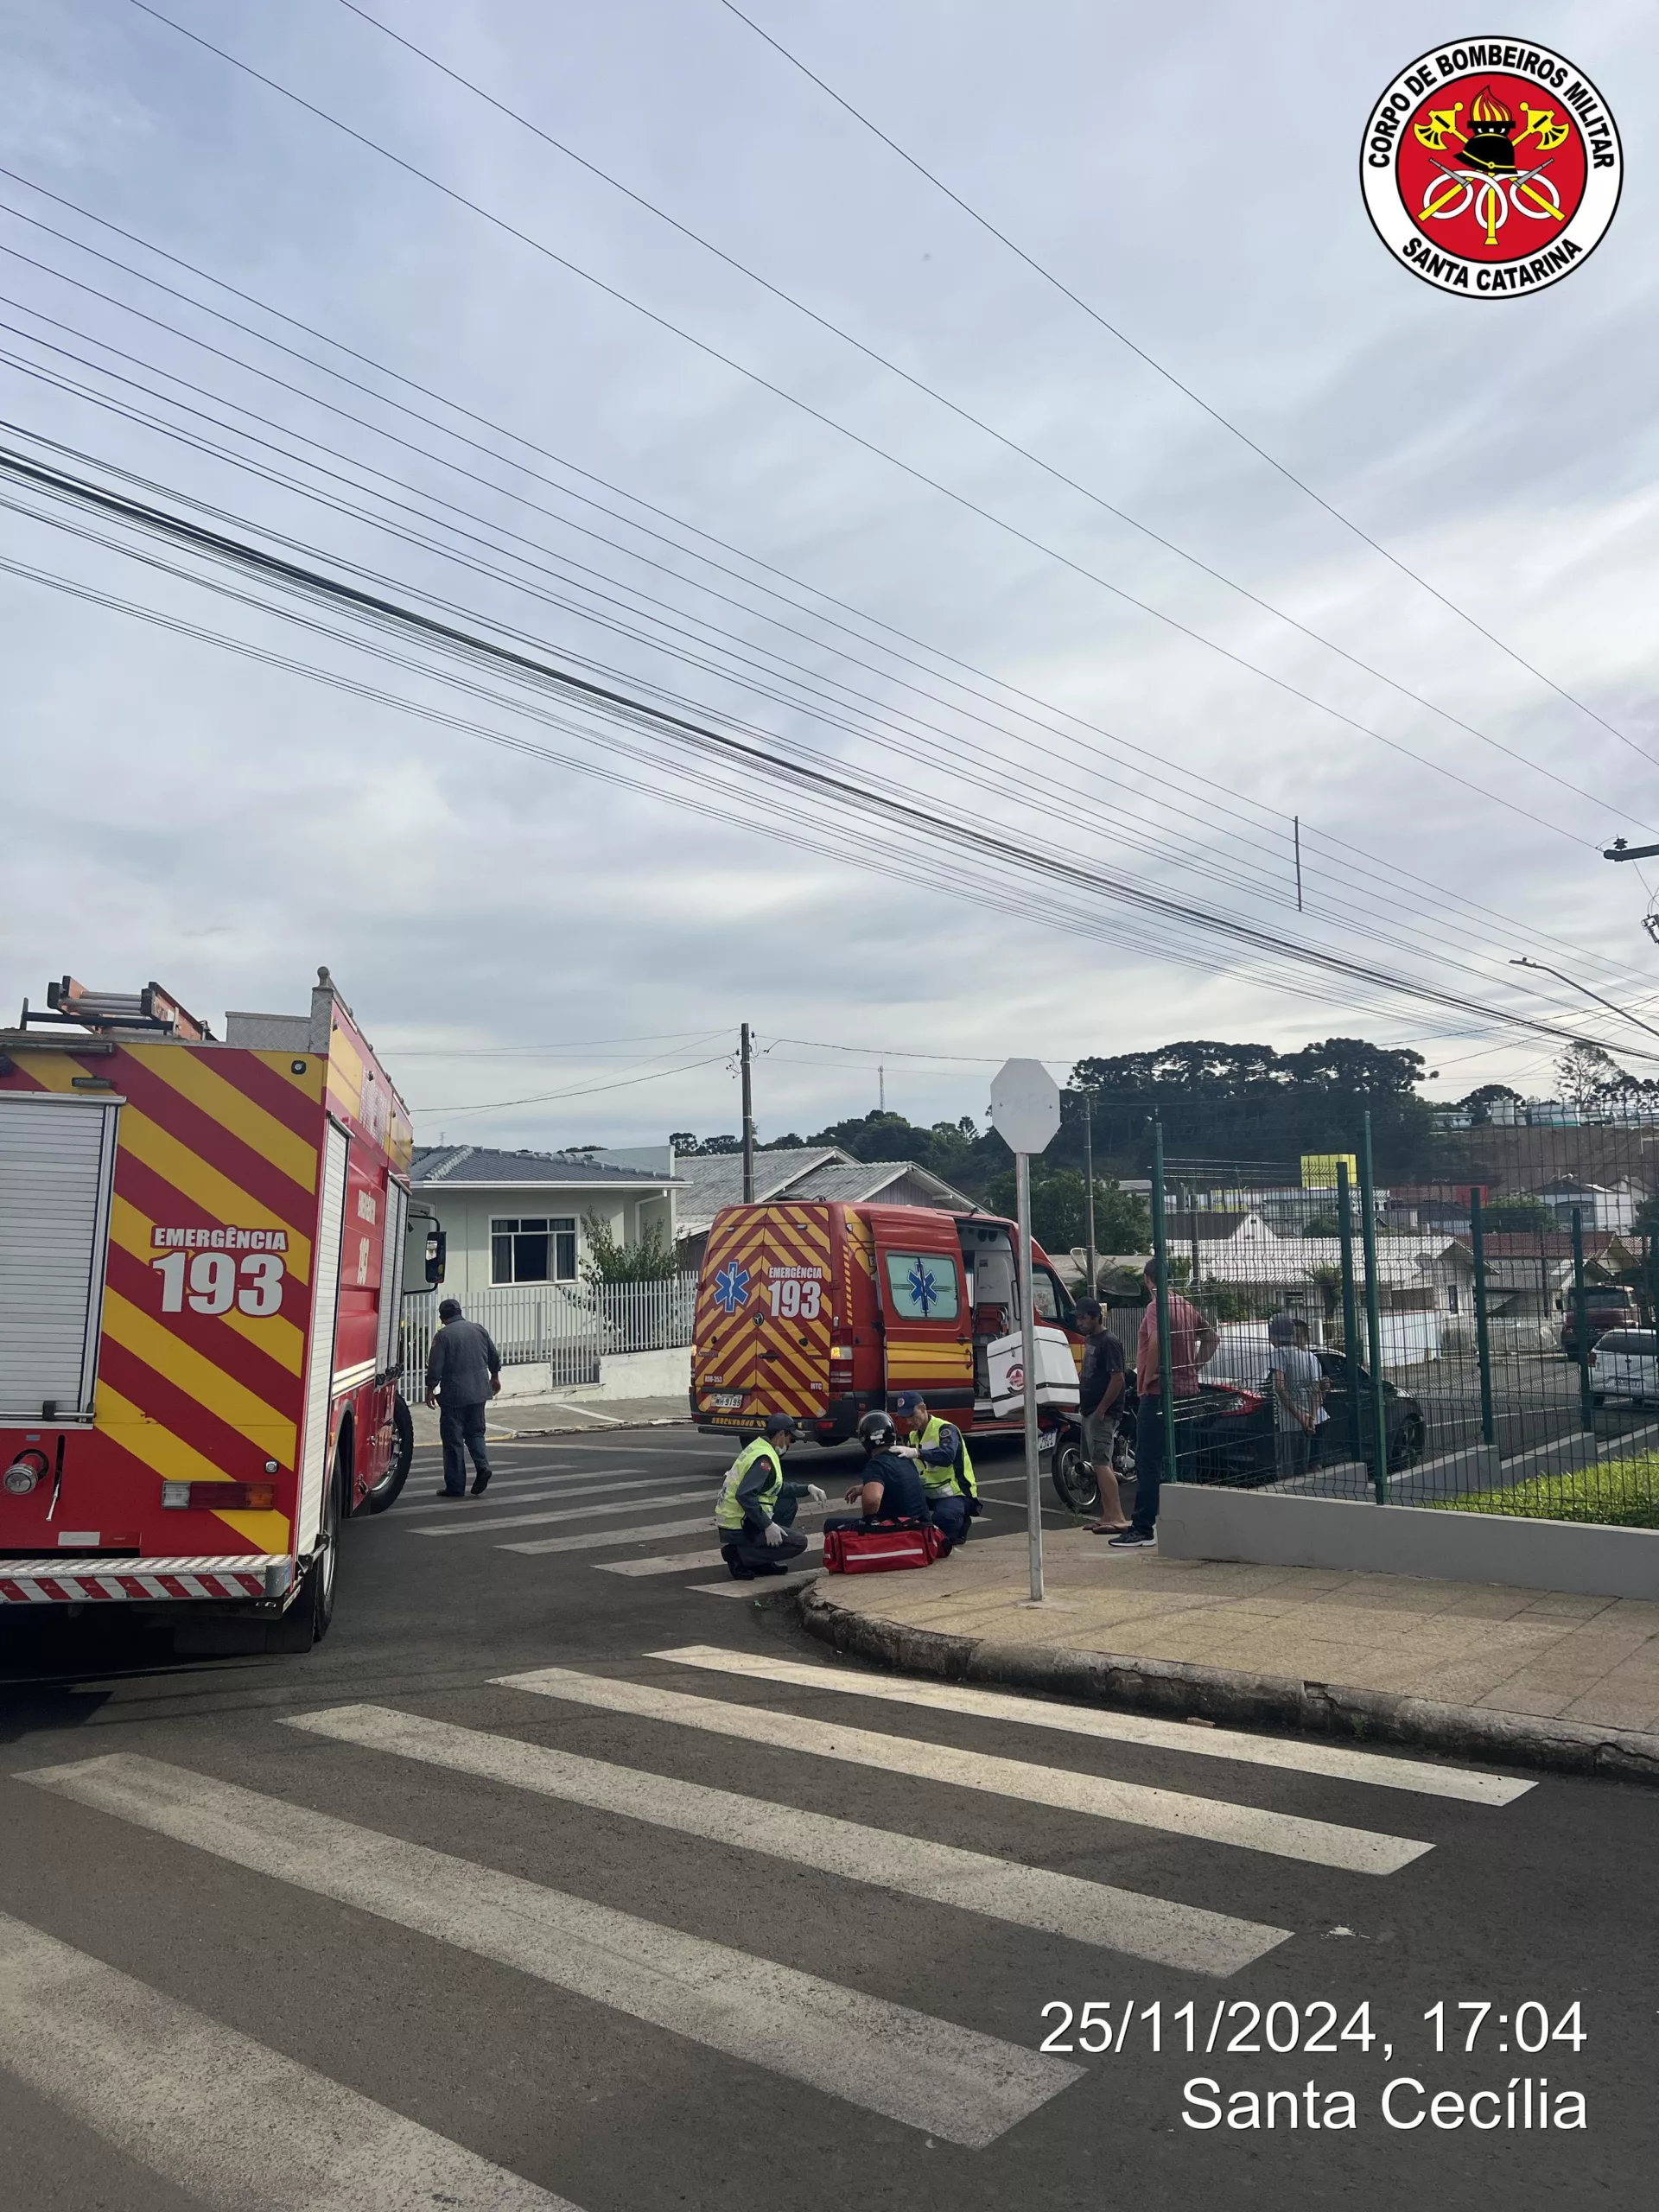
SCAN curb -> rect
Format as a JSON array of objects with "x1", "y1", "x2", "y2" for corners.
[{"x1": 798, "y1": 1586, "x2": 1659, "y2": 1787}]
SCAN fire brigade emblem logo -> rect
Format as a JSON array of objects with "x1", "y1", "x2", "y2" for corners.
[
  {"x1": 713, "y1": 1260, "x2": 751, "y2": 1315},
  {"x1": 1361, "y1": 40, "x2": 1620, "y2": 296}
]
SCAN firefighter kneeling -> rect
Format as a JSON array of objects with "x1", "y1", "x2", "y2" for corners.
[
  {"x1": 715, "y1": 1413, "x2": 825, "y2": 1581},
  {"x1": 892, "y1": 1390, "x2": 980, "y2": 1546}
]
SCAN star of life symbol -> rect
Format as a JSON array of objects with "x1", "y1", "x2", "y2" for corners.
[
  {"x1": 713, "y1": 1260, "x2": 751, "y2": 1315},
  {"x1": 906, "y1": 1260, "x2": 940, "y2": 1314}
]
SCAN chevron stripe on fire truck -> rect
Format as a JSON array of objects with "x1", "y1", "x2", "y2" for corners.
[{"x1": 12, "y1": 1046, "x2": 323, "y2": 1559}]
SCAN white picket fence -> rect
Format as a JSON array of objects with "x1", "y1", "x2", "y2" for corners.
[{"x1": 401, "y1": 1275, "x2": 697, "y2": 1395}]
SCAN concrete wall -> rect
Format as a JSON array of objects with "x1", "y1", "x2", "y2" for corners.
[
  {"x1": 1158, "y1": 1485, "x2": 1659, "y2": 1601},
  {"x1": 490, "y1": 1344, "x2": 690, "y2": 1404}
]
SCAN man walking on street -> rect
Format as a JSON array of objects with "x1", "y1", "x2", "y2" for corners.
[
  {"x1": 424, "y1": 1297, "x2": 503, "y2": 1498},
  {"x1": 1109, "y1": 1262, "x2": 1217, "y2": 1550},
  {"x1": 1075, "y1": 1299, "x2": 1129, "y2": 1535}
]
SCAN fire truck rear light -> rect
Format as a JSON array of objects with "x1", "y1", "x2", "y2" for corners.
[
  {"x1": 831, "y1": 1347, "x2": 852, "y2": 1362},
  {"x1": 162, "y1": 1480, "x2": 277, "y2": 1511}
]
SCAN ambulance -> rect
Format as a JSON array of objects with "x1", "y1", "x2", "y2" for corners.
[
  {"x1": 690, "y1": 1198, "x2": 1082, "y2": 1443},
  {"x1": 0, "y1": 969, "x2": 413, "y2": 1648}
]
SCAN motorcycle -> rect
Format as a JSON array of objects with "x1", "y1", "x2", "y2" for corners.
[{"x1": 1048, "y1": 1375, "x2": 1138, "y2": 1515}]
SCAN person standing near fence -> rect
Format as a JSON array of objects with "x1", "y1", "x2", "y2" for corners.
[
  {"x1": 424, "y1": 1298, "x2": 503, "y2": 1498},
  {"x1": 1268, "y1": 1312, "x2": 1326, "y2": 1483},
  {"x1": 1075, "y1": 1299, "x2": 1130, "y2": 1535},
  {"x1": 1109, "y1": 1261, "x2": 1216, "y2": 1549}
]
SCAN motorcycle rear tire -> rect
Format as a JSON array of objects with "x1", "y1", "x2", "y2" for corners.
[{"x1": 1050, "y1": 1438, "x2": 1101, "y2": 1515}]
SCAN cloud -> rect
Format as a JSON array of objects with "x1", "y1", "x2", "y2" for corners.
[{"x1": 2, "y1": 0, "x2": 1655, "y2": 1154}]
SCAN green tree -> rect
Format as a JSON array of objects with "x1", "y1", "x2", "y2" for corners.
[
  {"x1": 982, "y1": 1168, "x2": 1152, "y2": 1260},
  {"x1": 580, "y1": 1212, "x2": 683, "y2": 1284}
]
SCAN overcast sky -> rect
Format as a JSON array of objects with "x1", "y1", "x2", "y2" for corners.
[{"x1": 3, "y1": 0, "x2": 1656, "y2": 1155}]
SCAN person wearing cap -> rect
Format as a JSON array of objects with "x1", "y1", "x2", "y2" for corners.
[
  {"x1": 892, "y1": 1390, "x2": 980, "y2": 1545},
  {"x1": 423, "y1": 1298, "x2": 503, "y2": 1498},
  {"x1": 715, "y1": 1412, "x2": 826, "y2": 1580}
]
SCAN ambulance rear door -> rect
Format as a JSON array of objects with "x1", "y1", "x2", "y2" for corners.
[{"x1": 869, "y1": 1206, "x2": 974, "y2": 1420}]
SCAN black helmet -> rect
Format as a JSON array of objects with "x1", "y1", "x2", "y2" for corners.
[{"x1": 857, "y1": 1409, "x2": 896, "y2": 1453}]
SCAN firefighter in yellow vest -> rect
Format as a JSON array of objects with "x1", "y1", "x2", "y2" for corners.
[
  {"x1": 715, "y1": 1412, "x2": 826, "y2": 1580},
  {"x1": 891, "y1": 1391, "x2": 980, "y2": 1545}
]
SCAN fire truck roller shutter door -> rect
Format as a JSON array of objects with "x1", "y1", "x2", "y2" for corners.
[
  {"x1": 296, "y1": 1122, "x2": 350, "y2": 1553},
  {"x1": 0, "y1": 1095, "x2": 121, "y2": 1420}
]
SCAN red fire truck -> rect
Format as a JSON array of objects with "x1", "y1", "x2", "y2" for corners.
[{"x1": 0, "y1": 969, "x2": 414, "y2": 1649}]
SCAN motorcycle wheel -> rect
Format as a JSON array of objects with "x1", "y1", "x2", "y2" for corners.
[{"x1": 1050, "y1": 1438, "x2": 1101, "y2": 1515}]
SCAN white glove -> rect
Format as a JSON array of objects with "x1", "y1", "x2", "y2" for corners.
[
  {"x1": 805, "y1": 1484, "x2": 827, "y2": 1504},
  {"x1": 763, "y1": 1520, "x2": 787, "y2": 1548}
]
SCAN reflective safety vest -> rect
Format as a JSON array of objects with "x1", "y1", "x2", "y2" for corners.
[
  {"x1": 715, "y1": 1436, "x2": 785, "y2": 1530},
  {"x1": 907, "y1": 1415, "x2": 976, "y2": 1498}
]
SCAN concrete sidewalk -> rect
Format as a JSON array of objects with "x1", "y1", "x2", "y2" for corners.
[
  {"x1": 799, "y1": 1529, "x2": 1659, "y2": 1783},
  {"x1": 410, "y1": 1394, "x2": 690, "y2": 1444}
]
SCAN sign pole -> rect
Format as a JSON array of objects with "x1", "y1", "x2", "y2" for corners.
[
  {"x1": 1015, "y1": 1147, "x2": 1043, "y2": 1602},
  {"x1": 988, "y1": 1058, "x2": 1064, "y2": 1608}
]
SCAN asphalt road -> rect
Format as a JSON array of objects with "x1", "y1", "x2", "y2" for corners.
[{"x1": 2, "y1": 1426, "x2": 1654, "y2": 2212}]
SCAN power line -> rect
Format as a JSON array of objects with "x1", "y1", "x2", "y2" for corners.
[
  {"x1": 333, "y1": 0, "x2": 1659, "y2": 800},
  {"x1": 410, "y1": 1048, "x2": 736, "y2": 1117},
  {"x1": 125, "y1": 3, "x2": 1644, "y2": 833},
  {"x1": 2, "y1": 319, "x2": 1586, "y2": 1000},
  {"x1": 0, "y1": 405, "x2": 1605, "y2": 1026},
  {"x1": 716, "y1": 0, "x2": 1649, "y2": 762},
  {"x1": 3, "y1": 435, "x2": 1647, "y2": 1063},
  {"x1": 3, "y1": 173, "x2": 1644, "y2": 999}
]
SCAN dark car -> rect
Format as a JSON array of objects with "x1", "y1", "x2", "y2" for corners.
[
  {"x1": 1560, "y1": 1287, "x2": 1638, "y2": 1361},
  {"x1": 1187, "y1": 1349, "x2": 1427, "y2": 1487}
]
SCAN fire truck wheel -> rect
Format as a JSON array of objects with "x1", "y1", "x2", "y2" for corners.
[
  {"x1": 270, "y1": 1456, "x2": 343, "y2": 1650},
  {"x1": 363, "y1": 1395, "x2": 414, "y2": 1515}
]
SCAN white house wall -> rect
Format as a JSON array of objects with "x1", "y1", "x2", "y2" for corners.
[{"x1": 414, "y1": 1185, "x2": 671, "y2": 1298}]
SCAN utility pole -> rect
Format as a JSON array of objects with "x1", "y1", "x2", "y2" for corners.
[
  {"x1": 1082, "y1": 1091, "x2": 1097, "y2": 1294},
  {"x1": 740, "y1": 1022, "x2": 755, "y2": 1203},
  {"x1": 1294, "y1": 816, "x2": 1304, "y2": 912},
  {"x1": 879, "y1": 1063, "x2": 885, "y2": 1112}
]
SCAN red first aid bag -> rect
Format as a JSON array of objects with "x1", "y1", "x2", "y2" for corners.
[{"x1": 822, "y1": 1519, "x2": 947, "y2": 1574}]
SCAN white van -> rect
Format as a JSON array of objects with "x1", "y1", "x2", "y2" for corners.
[{"x1": 1589, "y1": 1328, "x2": 1659, "y2": 1407}]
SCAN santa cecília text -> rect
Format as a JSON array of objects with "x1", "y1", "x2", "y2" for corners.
[{"x1": 1183, "y1": 2075, "x2": 1584, "y2": 2132}]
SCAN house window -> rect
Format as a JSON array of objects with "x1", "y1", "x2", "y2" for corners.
[
  {"x1": 492, "y1": 1216, "x2": 577, "y2": 1284},
  {"x1": 1447, "y1": 1284, "x2": 1460, "y2": 1313}
]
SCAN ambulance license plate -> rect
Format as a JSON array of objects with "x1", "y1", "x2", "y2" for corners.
[{"x1": 709, "y1": 1392, "x2": 744, "y2": 1411}]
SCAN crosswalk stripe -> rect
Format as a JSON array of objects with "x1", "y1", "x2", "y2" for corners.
[
  {"x1": 287, "y1": 1704, "x2": 1290, "y2": 1975},
  {"x1": 0, "y1": 1908, "x2": 581, "y2": 2209},
  {"x1": 398, "y1": 1472, "x2": 669, "y2": 1518},
  {"x1": 18, "y1": 1754, "x2": 1081, "y2": 2149},
  {"x1": 599, "y1": 1536, "x2": 825, "y2": 1577},
  {"x1": 501, "y1": 1515, "x2": 719, "y2": 1556},
  {"x1": 651, "y1": 1648, "x2": 1535, "y2": 1807},
  {"x1": 494, "y1": 1670, "x2": 1431, "y2": 1874},
  {"x1": 690, "y1": 1570, "x2": 823, "y2": 1599},
  {"x1": 409, "y1": 1488, "x2": 716, "y2": 1537}
]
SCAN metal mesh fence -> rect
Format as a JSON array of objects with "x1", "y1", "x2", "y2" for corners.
[{"x1": 1141, "y1": 1106, "x2": 1659, "y2": 1529}]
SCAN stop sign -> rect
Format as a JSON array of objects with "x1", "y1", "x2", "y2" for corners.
[{"x1": 988, "y1": 1058, "x2": 1061, "y2": 1155}]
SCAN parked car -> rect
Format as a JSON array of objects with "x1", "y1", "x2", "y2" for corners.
[
  {"x1": 1188, "y1": 1349, "x2": 1427, "y2": 1486},
  {"x1": 1589, "y1": 1328, "x2": 1659, "y2": 1407},
  {"x1": 1560, "y1": 1286, "x2": 1638, "y2": 1359}
]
